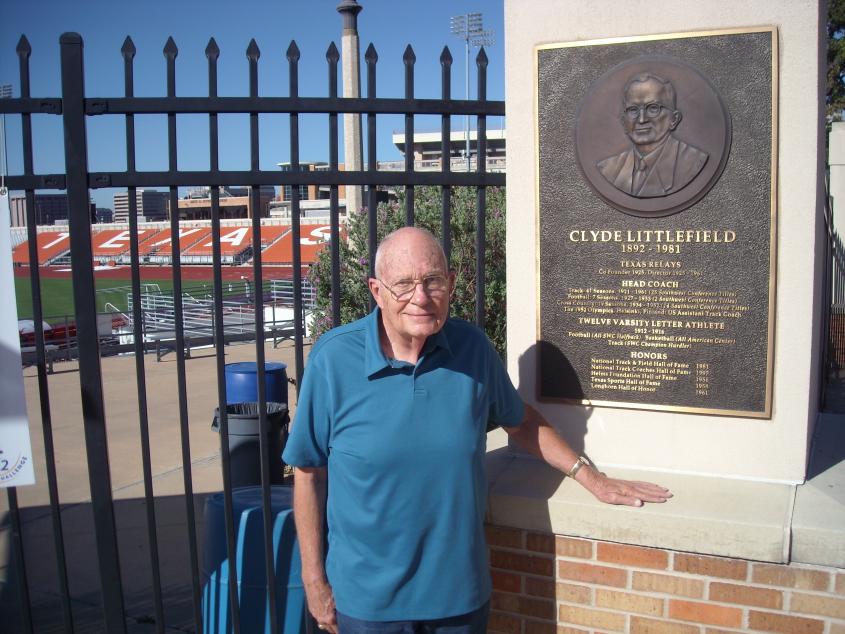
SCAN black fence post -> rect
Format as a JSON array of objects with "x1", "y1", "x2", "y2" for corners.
[
  {"x1": 60, "y1": 31, "x2": 128, "y2": 634},
  {"x1": 475, "y1": 48, "x2": 488, "y2": 330},
  {"x1": 365, "y1": 43, "x2": 379, "y2": 309},
  {"x1": 404, "y1": 45, "x2": 415, "y2": 227}
]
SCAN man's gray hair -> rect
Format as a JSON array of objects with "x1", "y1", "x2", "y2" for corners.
[
  {"x1": 622, "y1": 73, "x2": 677, "y2": 110},
  {"x1": 374, "y1": 227, "x2": 447, "y2": 278}
]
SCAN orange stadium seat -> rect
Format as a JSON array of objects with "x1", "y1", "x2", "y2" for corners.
[
  {"x1": 12, "y1": 231, "x2": 71, "y2": 265},
  {"x1": 139, "y1": 227, "x2": 211, "y2": 258},
  {"x1": 91, "y1": 228, "x2": 159, "y2": 259},
  {"x1": 261, "y1": 225, "x2": 339, "y2": 265}
]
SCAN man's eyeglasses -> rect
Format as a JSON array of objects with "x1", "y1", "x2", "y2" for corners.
[
  {"x1": 624, "y1": 103, "x2": 669, "y2": 121},
  {"x1": 378, "y1": 275, "x2": 450, "y2": 301}
]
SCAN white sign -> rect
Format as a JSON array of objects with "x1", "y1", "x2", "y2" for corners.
[{"x1": 0, "y1": 191, "x2": 35, "y2": 486}]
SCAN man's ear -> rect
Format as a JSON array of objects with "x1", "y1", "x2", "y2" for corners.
[
  {"x1": 368, "y1": 277, "x2": 384, "y2": 307},
  {"x1": 670, "y1": 110, "x2": 682, "y2": 130}
]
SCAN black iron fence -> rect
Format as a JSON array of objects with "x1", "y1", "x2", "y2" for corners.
[
  {"x1": 2, "y1": 32, "x2": 504, "y2": 633},
  {"x1": 823, "y1": 172, "x2": 845, "y2": 409}
]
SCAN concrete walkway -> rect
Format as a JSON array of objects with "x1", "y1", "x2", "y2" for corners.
[{"x1": 1, "y1": 340, "x2": 305, "y2": 633}]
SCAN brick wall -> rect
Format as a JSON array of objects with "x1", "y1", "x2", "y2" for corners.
[{"x1": 486, "y1": 524, "x2": 845, "y2": 634}]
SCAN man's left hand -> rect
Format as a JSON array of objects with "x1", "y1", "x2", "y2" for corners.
[{"x1": 580, "y1": 469, "x2": 672, "y2": 507}]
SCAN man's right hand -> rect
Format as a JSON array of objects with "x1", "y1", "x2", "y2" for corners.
[{"x1": 304, "y1": 576, "x2": 337, "y2": 633}]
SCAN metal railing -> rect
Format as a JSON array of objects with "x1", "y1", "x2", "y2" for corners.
[
  {"x1": 823, "y1": 173, "x2": 845, "y2": 409},
  {"x1": 2, "y1": 31, "x2": 504, "y2": 634}
]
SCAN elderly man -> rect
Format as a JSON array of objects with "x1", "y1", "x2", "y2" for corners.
[
  {"x1": 597, "y1": 72, "x2": 708, "y2": 198},
  {"x1": 283, "y1": 227, "x2": 671, "y2": 633}
]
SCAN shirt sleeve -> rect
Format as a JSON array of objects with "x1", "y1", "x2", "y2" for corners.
[
  {"x1": 486, "y1": 341, "x2": 524, "y2": 428},
  {"x1": 282, "y1": 353, "x2": 332, "y2": 467}
]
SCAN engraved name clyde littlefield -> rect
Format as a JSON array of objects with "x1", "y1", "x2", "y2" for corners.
[{"x1": 536, "y1": 28, "x2": 776, "y2": 417}]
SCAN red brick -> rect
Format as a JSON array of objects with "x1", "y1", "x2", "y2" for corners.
[
  {"x1": 630, "y1": 616, "x2": 700, "y2": 634},
  {"x1": 668, "y1": 599, "x2": 742, "y2": 628},
  {"x1": 747, "y1": 610, "x2": 824, "y2": 634},
  {"x1": 488, "y1": 611, "x2": 521, "y2": 634},
  {"x1": 830, "y1": 623, "x2": 845, "y2": 634},
  {"x1": 525, "y1": 576, "x2": 555, "y2": 598},
  {"x1": 555, "y1": 582, "x2": 592, "y2": 605},
  {"x1": 673, "y1": 554, "x2": 747, "y2": 580},
  {"x1": 705, "y1": 629, "x2": 746, "y2": 634},
  {"x1": 597, "y1": 542, "x2": 669, "y2": 570},
  {"x1": 492, "y1": 591, "x2": 556, "y2": 620},
  {"x1": 491, "y1": 549, "x2": 554, "y2": 576},
  {"x1": 836, "y1": 572, "x2": 845, "y2": 595},
  {"x1": 632, "y1": 571, "x2": 705, "y2": 598},
  {"x1": 486, "y1": 525, "x2": 524, "y2": 549},
  {"x1": 790, "y1": 592, "x2": 845, "y2": 619},
  {"x1": 557, "y1": 560, "x2": 627, "y2": 588},
  {"x1": 556, "y1": 536, "x2": 593, "y2": 559},
  {"x1": 752, "y1": 563, "x2": 830, "y2": 591},
  {"x1": 525, "y1": 620, "x2": 556, "y2": 634},
  {"x1": 595, "y1": 588, "x2": 663, "y2": 616},
  {"x1": 527, "y1": 532, "x2": 555, "y2": 553},
  {"x1": 492, "y1": 569, "x2": 522, "y2": 594},
  {"x1": 558, "y1": 604, "x2": 625, "y2": 631},
  {"x1": 709, "y1": 581, "x2": 783, "y2": 609}
]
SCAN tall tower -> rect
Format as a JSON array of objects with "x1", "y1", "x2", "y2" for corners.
[{"x1": 337, "y1": 0, "x2": 364, "y2": 215}]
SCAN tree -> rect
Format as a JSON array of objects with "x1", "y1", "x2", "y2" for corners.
[
  {"x1": 308, "y1": 186, "x2": 508, "y2": 356},
  {"x1": 829, "y1": 0, "x2": 845, "y2": 127}
]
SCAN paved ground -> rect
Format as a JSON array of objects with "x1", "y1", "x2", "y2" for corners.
[{"x1": 0, "y1": 340, "x2": 306, "y2": 633}]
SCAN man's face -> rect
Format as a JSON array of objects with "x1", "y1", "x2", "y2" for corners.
[
  {"x1": 369, "y1": 231, "x2": 455, "y2": 343},
  {"x1": 621, "y1": 78, "x2": 680, "y2": 150}
]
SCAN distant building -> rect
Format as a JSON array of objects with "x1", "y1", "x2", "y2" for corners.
[
  {"x1": 277, "y1": 162, "x2": 349, "y2": 202},
  {"x1": 9, "y1": 194, "x2": 70, "y2": 226},
  {"x1": 175, "y1": 185, "x2": 275, "y2": 220},
  {"x1": 389, "y1": 128, "x2": 506, "y2": 172},
  {"x1": 95, "y1": 207, "x2": 114, "y2": 223},
  {"x1": 113, "y1": 189, "x2": 169, "y2": 223}
]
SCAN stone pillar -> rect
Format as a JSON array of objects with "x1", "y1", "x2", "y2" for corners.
[
  {"x1": 337, "y1": 0, "x2": 363, "y2": 215},
  {"x1": 504, "y1": 0, "x2": 825, "y2": 483}
]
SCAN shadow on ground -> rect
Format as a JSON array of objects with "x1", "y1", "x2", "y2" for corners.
[{"x1": 0, "y1": 494, "x2": 210, "y2": 633}]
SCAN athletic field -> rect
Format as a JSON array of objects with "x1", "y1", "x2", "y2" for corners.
[{"x1": 14, "y1": 264, "x2": 296, "y2": 323}]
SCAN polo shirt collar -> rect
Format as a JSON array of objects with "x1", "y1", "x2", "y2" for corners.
[{"x1": 364, "y1": 308, "x2": 453, "y2": 377}]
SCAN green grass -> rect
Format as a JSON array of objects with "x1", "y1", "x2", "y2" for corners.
[{"x1": 14, "y1": 277, "x2": 177, "y2": 322}]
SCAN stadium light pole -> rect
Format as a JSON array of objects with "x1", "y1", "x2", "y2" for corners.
[
  {"x1": 450, "y1": 13, "x2": 493, "y2": 172},
  {"x1": 0, "y1": 84, "x2": 11, "y2": 196}
]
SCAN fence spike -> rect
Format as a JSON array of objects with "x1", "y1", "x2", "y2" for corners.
[
  {"x1": 326, "y1": 41, "x2": 339, "y2": 64},
  {"x1": 440, "y1": 46, "x2": 452, "y2": 66},
  {"x1": 365, "y1": 43, "x2": 378, "y2": 64},
  {"x1": 163, "y1": 36, "x2": 178, "y2": 59},
  {"x1": 286, "y1": 40, "x2": 300, "y2": 63},
  {"x1": 403, "y1": 44, "x2": 416, "y2": 65},
  {"x1": 121, "y1": 36, "x2": 136, "y2": 59},
  {"x1": 205, "y1": 37, "x2": 220, "y2": 60},
  {"x1": 247, "y1": 38, "x2": 260, "y2": 61},
  {"x1": 16, "y1": 34, "x2": 31, "y2": 57},
  {"x1": 476, "y1": 47, "x2": 489, "y2": 68}
]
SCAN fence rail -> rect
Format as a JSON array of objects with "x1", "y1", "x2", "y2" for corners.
[{"x1": 4, "y1": 31, "x2": 503, "y2": 634}]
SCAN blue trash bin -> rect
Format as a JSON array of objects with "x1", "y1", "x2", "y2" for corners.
[
  {"x1": 225, "y1": 362, "x2": 288, "y2": 406},
  {"x1": 202, "y1": 486, "x2": 305, "y2": 634}
]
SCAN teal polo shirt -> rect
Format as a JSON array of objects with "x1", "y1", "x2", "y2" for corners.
[{"x1": 283, "y1": 309, "x2": 524, "y2": 620}]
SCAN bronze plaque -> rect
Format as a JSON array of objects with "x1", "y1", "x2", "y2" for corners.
[{"x1": 536, "y1": 28, "x2": 776, "y2": 417}]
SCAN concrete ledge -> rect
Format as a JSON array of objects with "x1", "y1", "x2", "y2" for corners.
[
  {"x1": 791, "y1": 413, "x2": 845, "y2": 568},
  {"x1": 486, "y1": 448, "x2": 796, "y2": 563}
]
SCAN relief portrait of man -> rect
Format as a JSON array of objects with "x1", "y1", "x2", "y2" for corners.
[{"x1": 596, "y1": 73, "x2": 708, "y2": 198}]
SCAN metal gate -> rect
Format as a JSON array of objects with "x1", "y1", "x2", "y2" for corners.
[{"x1": 1, "y1": 32, "x2": 504, "y2": 633}]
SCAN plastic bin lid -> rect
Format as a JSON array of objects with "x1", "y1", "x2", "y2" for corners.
[{"x1": 225, "y1": 361, "x2": 288, "y2": 374}]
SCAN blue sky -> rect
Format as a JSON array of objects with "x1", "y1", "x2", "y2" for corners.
[{"x1": 0, "y1": 0, "x2": 505, "y2": 208}]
